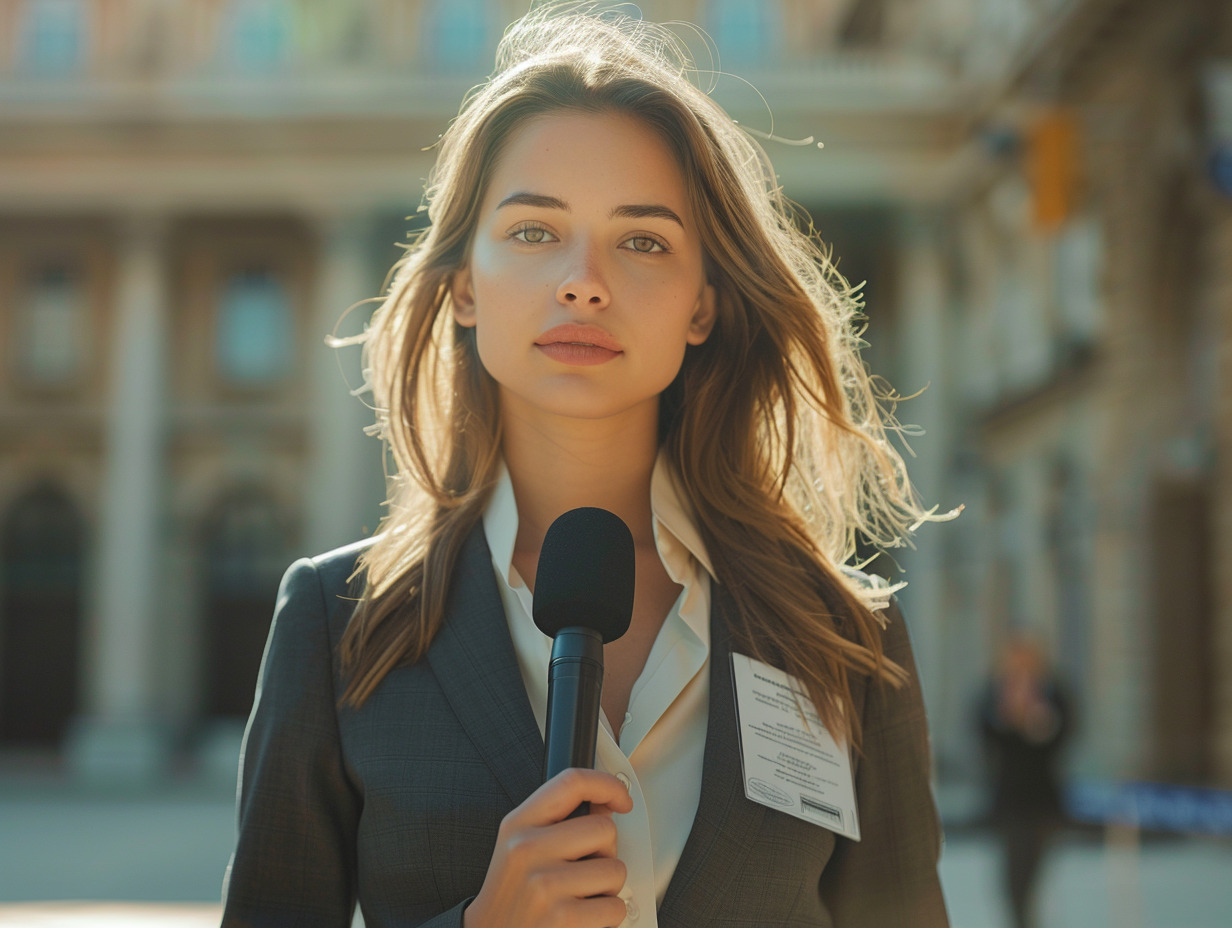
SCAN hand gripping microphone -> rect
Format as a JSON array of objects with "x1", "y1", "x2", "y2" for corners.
[{"x1": 533, "y1": 507, "x2": 634, "y2": 811}]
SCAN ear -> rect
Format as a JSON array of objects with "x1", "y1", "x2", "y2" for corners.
[
  {"x1": 685, "y1": 282, "x2": 717, "y2": 345},
  {"x1": 450, "y1": 267, "x2": 477, "y2": 327}
]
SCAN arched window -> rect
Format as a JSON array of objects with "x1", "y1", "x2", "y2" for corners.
[
  {"x1": 18, "y1": 0, "x2": 89, "y2": 76},
  {"x1": 14, "y1": 262, "x2": 88, "y2": 388},
  {"x1": 201, "y1": 488, "x2": 295, "y2": 718},
  {"x1": 421, "y1": 0, "x2": 492, "y2": 73},
  {"x1": 707, "y1": 0, "x2": 782, "y2": 69},
  {"x1": 1, "y1": 484, "x2": 84, "y2": 746},
  {"x1": 225, "y1": 0, "x2": 294, "y2": 73},
  {"x1": 215, "y1": 266, "x2": 294, "y2": 386}
]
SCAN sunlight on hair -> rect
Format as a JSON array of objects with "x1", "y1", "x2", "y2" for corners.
[{"x1": 332, "y1": 0, "x2": 960, "y2": 748}]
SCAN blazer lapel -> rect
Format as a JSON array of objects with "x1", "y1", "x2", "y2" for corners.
[
  {"x1": 658, "y1": 585, "x2": 767, "y2": 926},
  {"x1": 426, "y1": 524, "x2": 544, "y2": 807}
]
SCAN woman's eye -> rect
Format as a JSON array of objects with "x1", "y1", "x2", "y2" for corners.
[
  {"x1": 510, "y1": 224, "x2": 556, "y2": 244},
  {"x1": 625, "y1": 235, "x2": 666, "y2": 254}
]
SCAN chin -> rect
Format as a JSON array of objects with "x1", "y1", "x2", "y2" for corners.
[{"x1": 504, "y1": 384, "x2": 661, "y2": 424}]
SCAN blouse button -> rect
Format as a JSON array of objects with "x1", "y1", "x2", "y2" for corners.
[
  {"x1": 625, "y1": 897, "x2": 640, "y2": 920},
  {"x1": 616, "y1": 771, "x2": 631, "y2": 791}
]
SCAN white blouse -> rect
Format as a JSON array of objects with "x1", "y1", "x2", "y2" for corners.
[{"x1": 481, "y1": 452, "x2": 714, "y2": 928}]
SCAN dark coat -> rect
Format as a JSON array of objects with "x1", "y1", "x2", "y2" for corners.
[
  {"x1": 978, "y1": 677, "x2": 1071, "y2": 824},
  {"x1": 220, "y1": 525, "x2": 949, "y2": 927}
]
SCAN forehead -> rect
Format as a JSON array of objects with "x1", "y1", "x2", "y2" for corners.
[{"x1": 481, "y1": 109, "x2": 690, "y2": 213}]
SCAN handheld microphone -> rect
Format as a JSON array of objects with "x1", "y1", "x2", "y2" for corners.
[{"x1": 533, "y1": 507, "x2": 635, "y2": 811}]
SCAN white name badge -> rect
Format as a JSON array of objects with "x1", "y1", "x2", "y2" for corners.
[{"x1": 730, "y1": 653, "x2": 861, "y2": 841}]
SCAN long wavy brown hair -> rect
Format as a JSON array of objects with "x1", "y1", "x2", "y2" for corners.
[{"x1": 335, "y1": 4, "x2": 948, "y2": 750}]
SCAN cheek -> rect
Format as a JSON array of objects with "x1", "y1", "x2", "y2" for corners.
[
  {"x1": 624, "y1": 272, "x2": 704, "y2": 335},
  {"x1": 470, "y1": 252, "x2": 554, "y2": 320}
]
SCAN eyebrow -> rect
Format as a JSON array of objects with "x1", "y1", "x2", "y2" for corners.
[{"x1": 495, "y1": 192, "x2": 685, "y2": 229}]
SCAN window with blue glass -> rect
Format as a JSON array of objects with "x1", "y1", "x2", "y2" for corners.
[
  {"x1": 17, "y1": 263, "x2": 88, "y2": 387},
  {"x1": 707, "y1": 0, "x2": 782, "y2": 69},
  {"x1": 215, "y1": 267, "x2": 294, "y2": 386},
  {"x1": 422, "y1": 0, "x2": 491, "y2": 73},
  {"x1": 226, "y1": 0, "x2": 294, "y2": 73},
  {"x1": 19, "y1": 0, "x2": 88, "y2": 76}
]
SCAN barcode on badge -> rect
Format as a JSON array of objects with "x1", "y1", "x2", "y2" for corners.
[{"x1": 800, "y1": 796, "x2": 843, "y2": 828}]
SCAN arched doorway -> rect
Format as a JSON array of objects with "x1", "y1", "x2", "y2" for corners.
[
  {"x1": 0, "y1": 484, "x2": 85, "y2": 746},
  {"x1": 201, "y1": 488, "x2": 294, "y2": 719}
]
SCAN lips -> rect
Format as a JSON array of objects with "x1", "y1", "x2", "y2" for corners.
[{"x1": 534, "y1": 324, "x2": 623, "y2": 352}]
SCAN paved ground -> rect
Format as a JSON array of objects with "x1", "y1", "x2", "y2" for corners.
[{"x1": 1, "y1": 774, "x2": 1230, "y2": 927}]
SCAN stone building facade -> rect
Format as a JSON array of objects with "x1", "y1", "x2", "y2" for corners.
[
  {"x1": 1, "y1": 0, "x2": 1228, "y2": 793},
  {"x1": 0, "y1": 0, "x2": 964, "y2": 779},
  {"x1": 891, "y1": 0, "x2": 1232, "y2": 788}
]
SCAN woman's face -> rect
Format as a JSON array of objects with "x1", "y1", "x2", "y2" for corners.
[{"x1": 451, "y1": 108, "x2": 715, "y2": 429}]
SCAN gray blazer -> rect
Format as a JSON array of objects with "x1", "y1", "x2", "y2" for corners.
[{"x1": 221, "y1": 525, "x2": 949, "y2": 927}]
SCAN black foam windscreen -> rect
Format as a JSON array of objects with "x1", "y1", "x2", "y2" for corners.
[{"x1": 532, "y1": 507, "x2": 635, "y2": 643}]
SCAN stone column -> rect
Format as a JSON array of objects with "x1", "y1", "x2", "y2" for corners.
[
  {"x1": 68, "y1": 216, "x2": 171, "y2": 782},
  {"x1": 305, "y1": 214, "x2": 384, "y2": 556}
]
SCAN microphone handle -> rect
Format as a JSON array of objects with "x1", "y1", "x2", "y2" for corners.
[{"x1": 543, "y1": 627, "x2": 605, "y2": 817}]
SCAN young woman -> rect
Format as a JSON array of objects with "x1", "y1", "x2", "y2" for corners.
[{"x1": 222, "y1": 6, "x2": 951, "y2": 927}]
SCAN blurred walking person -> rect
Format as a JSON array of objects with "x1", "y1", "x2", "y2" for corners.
[{"x1": 977, "y1": 634, "x2": 1072, "y2": 928}]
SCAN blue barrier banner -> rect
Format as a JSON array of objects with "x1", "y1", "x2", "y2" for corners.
[{"x1": 1067, "y1": 780, "x2": 1232, "y2": 835}]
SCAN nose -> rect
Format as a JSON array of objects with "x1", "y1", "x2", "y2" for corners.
[{"x1": 555, "y1": 246, "x2": 610, "y2": 309}]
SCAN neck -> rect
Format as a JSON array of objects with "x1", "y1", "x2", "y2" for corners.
[{"x1": 500, "y1": 394, "x2": 660, "y2": 558}]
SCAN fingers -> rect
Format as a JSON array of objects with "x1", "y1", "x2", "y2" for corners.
[
  {"x1": 524, "y1": 856, "x2": 628, "y2": 903},
  {"x1": 567, "y1": 894, "x2": 630, "y2": 928},
  {"x1": 507, "y1": 805, "x2": 621, "y2": 863},
  {"x1": 464, "y1": 768, "x2": 634, "y2": 928},
  {"x1": 468, "y1": 894, "x2": 628, "y2": 928},
  {"x1": 508, "y1": 768, "x2": 633, "y2": 830}
]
